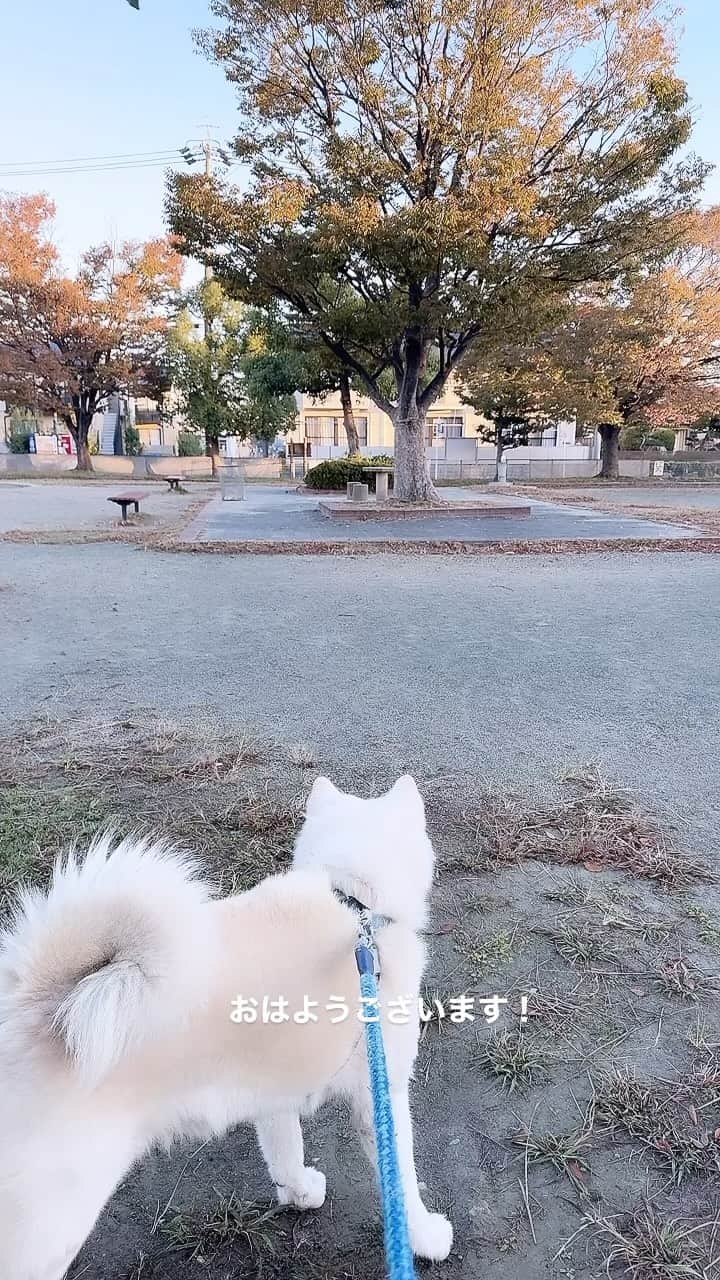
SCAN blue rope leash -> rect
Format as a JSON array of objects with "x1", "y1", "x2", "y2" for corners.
[{"x1": 356, "y1": 939, "x2": 417, "y2": 1280}]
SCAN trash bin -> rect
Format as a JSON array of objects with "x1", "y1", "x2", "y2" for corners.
[{"x1": 220, "y1": 461, "x2": 246, "y2": 501}]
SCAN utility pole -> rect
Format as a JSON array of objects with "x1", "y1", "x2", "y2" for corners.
[{"x1": 200, "y1": 137, "x2": 214, "y2": 338}]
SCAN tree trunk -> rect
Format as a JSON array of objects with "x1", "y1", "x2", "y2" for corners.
[
  {"x1": 339, "y1": 369, "x2": 360, "y2": 455},
  {"x1": 206, "y1": 436, "x2": 220, "y2": 476},
  {"x1": 393, "y1": 404, "x2": 440, "y2": 502},
  {"x1": 75, "y1": 437, "x2": 92, "y2": 472},
  {"x1": 598, "y1": 424, "x2": 620, "y2": 479},
  {"x1": 494, "y1": 427, "x2": 505, "y2": 482},
  {"x1": 68, "y1": 408, "x2": 93, "y2": 472},
  {"x1": 392, "y1": 331, "x2": 440, "y2": 503}
]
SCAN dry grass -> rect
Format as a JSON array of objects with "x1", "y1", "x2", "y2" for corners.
[
  {"x1": 160, "y1": 1195, "x2": 285, "y2": 1264},
  {"x1": 454, "y1": 927, "x2": 517, "y2": 977},
  {"x1": 548, "y1": 918, "x2": 613, "y2": 968},
  {"x1": 0, "y1": 716, "x2": 310, "y2": 907},
  {"x1": 474, "y1": 1030, "x2": 545, "y2": 1092},
  {"x1": 585, "y1": 1205, "x2": 717, "y2": 1280},
  {"x1": 513, "y1": 1125, "x2": 592, "y2": 1191},
  {"x1": 592, "y1": 1065, "x2": 720, "y2": 1186},
  {"x1": 455, "y1": 770, "x2": 710, "y2": 889},
  {"x1": 655, "y1": 956, "x2": 718, "y2": 1003}
]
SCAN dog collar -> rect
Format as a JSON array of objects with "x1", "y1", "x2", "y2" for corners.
[{"x1": 333, "y1": 888, "x2": 392, "y2": 977}]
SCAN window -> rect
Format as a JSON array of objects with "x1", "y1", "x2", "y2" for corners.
[
  {"x1": 303, "y1": 415, "x2": 368, "y2": 446},
  {"x1": 429, "y1": 415, "x2": 463, "y2": 440},
  {"x1": 527, "y1": 427, "x2": 558, "y2": 447}
]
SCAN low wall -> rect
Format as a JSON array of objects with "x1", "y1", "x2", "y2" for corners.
[{"x1": 0, "y1": 454, "x2": 213, "y2": 478}]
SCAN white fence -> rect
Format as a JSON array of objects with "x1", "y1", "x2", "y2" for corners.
[{"x1": 429, "y1": 458, "x2": 603, "y2": 482}]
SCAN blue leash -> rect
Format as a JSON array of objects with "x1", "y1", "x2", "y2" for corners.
[{"x1": 354, "y1": 910, "x2": 417, "y2": 1280}]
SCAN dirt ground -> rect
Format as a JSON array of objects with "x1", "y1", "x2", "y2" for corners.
[{"x1": 1, "y1": 715, "x2": 719, "y2": 1280}]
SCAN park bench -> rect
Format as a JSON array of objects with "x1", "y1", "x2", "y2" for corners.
[
  {"x1": 108, "y1": 492, "x2": 144, "y2": 522},
  {"x1": 164, "y1": 476, "x2": 184, "y2": 492}
]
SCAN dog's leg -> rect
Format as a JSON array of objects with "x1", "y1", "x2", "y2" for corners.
[
  {"x1": 350, "y1": 1081, "x2": 453, "y2": 1262},
  {"x1": 254, "y1": 1111, "x2": 326, "y2": 1210}
]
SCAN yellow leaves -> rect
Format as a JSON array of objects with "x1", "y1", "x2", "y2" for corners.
[
  {"x1": 259, "y1": 178, "x2": 308, "y2": 226},
  {"x1": 322, "y1": 196, "x2": 383, "y2": 245},
  {"x1": 245, "y1": 330, "x2": 268, "y2": 356}
]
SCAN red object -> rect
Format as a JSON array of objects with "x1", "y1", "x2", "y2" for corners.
[{"x1": 58, "y1": 434, "x2": 74, "y2": 455}]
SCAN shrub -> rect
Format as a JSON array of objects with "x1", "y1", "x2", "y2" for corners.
[
  {"x1": 647, "y1": 429, "x2": 676, "y2": 452},
  {"x1": 178, "y1": 430, "x2": 203, "y2": 457},
  {"x1": 304, "y1": 453, "x2": 394, "y2": 491},
  {"x1": 8, "y1": 426, "x2": 32, "y2": 453},
  {"x1": 123, "y1": 423, "x2": 143, "y2": 456},
  {"x1": 621, "y1": 425, "x2": 676, "y2": 452}
]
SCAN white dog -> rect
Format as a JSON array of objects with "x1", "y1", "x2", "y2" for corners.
[{"x1": 0, "y1": 775, "x2": 452, "y2": 1280}]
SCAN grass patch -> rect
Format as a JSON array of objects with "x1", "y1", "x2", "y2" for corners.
[
  {"x1": 0, "y1": 784, "x2": 110, "y2": 904},
  {"x1": 160, "y1": 1195, "x2": 285, "y2": 1264},
  {"x1": 513, "y1": 1125, "x2": 592, "y2": 1193},
  {"x1": 587, "y1": 1206, "x2": 716, "y2": 1280},
  {"x1": 0, "y1": 717, "x2": 311, "y2": 908},
  {"x1": 455, "y1": 927, "x2": 516, "y2": 977},
  {"x1": 457, "y1": 770, "x2": 710, "y2": 888},
  {"x1": 592, "y1": 1066, "x2": 720, "y2": 1185},
  {"x1": 474, "y1": 1030, "x2": 545, "y2": 1093},
  {"x1": 655, "y1": 955, "x2": 718, "y2": 1002},
  {"x1": 686, "y1": 904, "x2": 720, "y2": 948},
  {"x1": 548, "y1": 919, "x2": 610, "y2": 968}
]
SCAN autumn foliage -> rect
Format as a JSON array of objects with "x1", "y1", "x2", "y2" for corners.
[
  {"x1": 0, "y1": 194, "x2": 182, "y2": 469},
  {"x1": 169, "y1": 0, "x2": 703, "y2": 500}
]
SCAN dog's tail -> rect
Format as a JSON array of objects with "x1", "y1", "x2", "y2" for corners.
[{"x1": 0, "y1": 832, "x2": 212, "y2": 1084}]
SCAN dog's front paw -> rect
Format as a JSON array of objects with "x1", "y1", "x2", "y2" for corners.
[
  {"x1": 410, "y1": 1211, "x2": 453, "y2": 1261},
  {"x1": 276, "y1": 1166, "x2": 326, "y2": 1210}
]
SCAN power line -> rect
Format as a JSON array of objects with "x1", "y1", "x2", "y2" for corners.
[
  {"x1": 0, "y1": 159, "x2": 188, "y2": 178},
  {"x1": 0, "y1": 147, "x2": 187, "y2": 168},
  {"x1": 0, "y1": 148, "x2": 206, "y2": 179}
]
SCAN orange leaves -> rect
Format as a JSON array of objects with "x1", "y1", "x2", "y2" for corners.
[
  {"x1": 0, "y1": 193, "x2": 181, "y2": 420},
  {"x1": 0, "y1": 193, "x2": 58, "y2": 288}
]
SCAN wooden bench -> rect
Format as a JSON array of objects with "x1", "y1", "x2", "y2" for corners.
[{"x1": 108, "y1": 492, "x2": 144, "y2": 522}]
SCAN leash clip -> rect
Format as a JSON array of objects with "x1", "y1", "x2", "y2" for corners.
[{"x1": 355, "y1": 907, "x2": 381, "y2": 978}]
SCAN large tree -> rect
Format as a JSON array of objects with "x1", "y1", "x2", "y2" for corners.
[
  {"x1": 0, "y1": 194, "x2": 181, "y2": 471},
  {"x1": 168, "y1": 0, "x2": 702, "y2": 502}
]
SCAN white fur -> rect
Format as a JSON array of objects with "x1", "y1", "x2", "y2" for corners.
[{"x1": 0, "y1": 778, "x2": 452, "y2": 1279}]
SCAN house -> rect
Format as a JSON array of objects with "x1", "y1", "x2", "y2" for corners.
[{"x1": 288, "y1": 381, "x2": 595, "y2": 463}]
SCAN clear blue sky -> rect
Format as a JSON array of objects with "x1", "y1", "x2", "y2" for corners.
[{"x1": 1, "y1": 0, "x2": 719, "y2": 272}]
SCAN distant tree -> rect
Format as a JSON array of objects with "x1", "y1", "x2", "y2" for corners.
[
  {"x1": 460, "y1": 316, "x2": 576, "y2": 477},
  {"x1": 168, "y1": 0, "x2": 701, "y2": 503},
  {"x1": 0, "y1": 194, "x2": 181, "y2": 471},
  {"x1": 548, "y1": 211, "x2": 720, "y2": 476},
  {"x1": 123, "y1": 423, "x2": 143, "y2": 456},
  {"x1": 168, "y1": 281, "x2": 297, "y2": 466},
  {"x1": 248, "y1": 306, "x2": 367, "y2": 455}
]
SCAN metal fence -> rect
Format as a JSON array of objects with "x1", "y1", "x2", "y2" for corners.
[{"x1": 429, "y1": 458, "x2": 602, "y2": 482}]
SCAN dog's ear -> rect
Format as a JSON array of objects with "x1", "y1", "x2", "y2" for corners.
[
  {"x1": 306, "y1": 775, "x2": 340, "y2": 815},
  {"x1": 389, "y1": 774, "x2": 425, "y2": 816}
]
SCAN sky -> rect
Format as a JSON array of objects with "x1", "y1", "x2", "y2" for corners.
[{"x1": 1, "y1": 0, "x2": 720, "y2": 273}]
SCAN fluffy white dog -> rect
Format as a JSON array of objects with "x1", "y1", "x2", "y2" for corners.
[{"x1": 0, "y1": 775, "x2": 452, "y2": 1280}]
